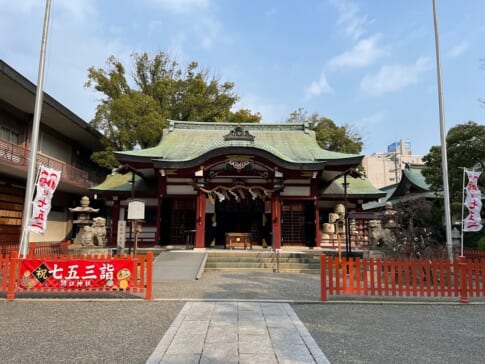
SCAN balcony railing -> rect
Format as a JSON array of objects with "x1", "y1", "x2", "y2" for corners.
[{"x1": 0, "y1": 138, "x2": 98, "y2": 190}]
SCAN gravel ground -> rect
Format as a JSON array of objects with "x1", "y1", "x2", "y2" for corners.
[
  {"x1": 1, "y1": 271, "x2": 484, "y2": 364},
  {"x1": 293, "y1": 303, "x2": 485, "y2": 364},
  {"x1": 152, "y1": 271, "x2": 322, "y2": 301},
  {"x1": 0, "y1": 301, "x2": 184, "y2": 364}
]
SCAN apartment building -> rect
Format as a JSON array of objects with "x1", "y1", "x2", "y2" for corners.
[
  {"x1": 0, "y1": 60, "x2": 107, "y2": 243},
  {"x1": 362, "y1": 139, "x2": 424, "y2": 188}
]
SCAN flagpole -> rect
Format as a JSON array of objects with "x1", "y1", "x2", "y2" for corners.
[
  {"x1": 432, "y1": 0, "x2": 454, "y2": 262},
  {"x1": 19, "y1": 0, "x2": 52, "y2": 257},
  {"x1": 460, "y1": 168, "x2": 466, "y2": 257}
]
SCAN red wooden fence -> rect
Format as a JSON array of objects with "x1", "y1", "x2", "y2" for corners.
[
  {"x1": 0, "y1": 241, "x2": 70, "y2": 255},
  {"x1": 320, "y1": 254, "x2": 485, "y2": 303},
  {"x1": 464, "y1": 249, "x2": 485, "y2": 260},
  {"x1": 0, "y1": 251, "x2": 152, "y2": 301}
]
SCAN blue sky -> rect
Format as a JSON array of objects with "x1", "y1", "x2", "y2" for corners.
[{"x1": 1, "y1": 0, "x2": 484, "y2": 156}]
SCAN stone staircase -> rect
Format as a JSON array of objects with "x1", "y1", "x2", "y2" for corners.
[{"x1": 204, "y1": 250, "x2": 321, "y2": 274}]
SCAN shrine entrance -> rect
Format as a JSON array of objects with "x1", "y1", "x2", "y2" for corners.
[{"x1": 213, "y1": 198, "x2": 270, "y2": 247}]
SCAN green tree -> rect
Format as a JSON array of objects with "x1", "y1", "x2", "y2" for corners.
[
  {"x1": 226, "y1": 108, "x2": 262, "y2": 123},
  {"x1": 86, "y1": 52, "x2": 245, "y2": 168},
  {"x1": 286, "y1": 109, "x2": 363, "y2": 154},
  {"x1": 422, "y1": 121, "x2": 485, "y2": 201},
  {"x1": 422, "y1": 121, "x2": 485, "y2": 247}
]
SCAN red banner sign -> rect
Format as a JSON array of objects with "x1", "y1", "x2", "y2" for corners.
[{"x1": 19, "y1": 259, "x2": 133, "y2": 290}]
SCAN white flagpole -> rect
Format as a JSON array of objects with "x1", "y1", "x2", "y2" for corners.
[
  {"x1": 432, "y1": 0, "x2": 454, "y2": 262},
  {"x1": 460, "y1": 168, "x2": 466, "y2": 257},
  {"x1": 19, "y1": 0, "x2": 52, "y2": 257}
]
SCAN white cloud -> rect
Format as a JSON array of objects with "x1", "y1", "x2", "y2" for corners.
[
  {"x1": 147, "y1": 0, "x2": 211, "y2": 13},
  {"x1": 304, "y1": 73, "x2": 334, "y2": 99},
  {"x1": 55, "y1": 0, "x2": 97, "y2": 24},
  {"x1": 356, "y1": 111, "x2": 386, "y2": 127},
  {"x1": 233, "y1": 93, "x2": 287, "y2": 123},
  {"x1": 194, "y1": 17, "x2": 222, "y2": 49},
  {"x1": 360, "y1": 57, "x2": 433, "y2": 96},
  {"x1": 0, "y1": 0, "x2": 131, "y2": 122},
  {"x1": 447, "y1": 41, "x2": 469, "y2": 58},
  {"x1": 328, "y1": 0, "x2": 373, "y2": 40},
  {"x1": 146, "y1": 0, "x2": 220, "y2": 50},
  {"x1": 0, "y1": 0, "x2": 41, "y2": 15},
  {"x1": 326, "y1": 34, "x2": 387, "y2": 70}
]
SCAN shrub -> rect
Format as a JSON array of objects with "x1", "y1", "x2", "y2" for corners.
[{"x1": 477, "y1": 237, "x2": 485, "y2": 251}]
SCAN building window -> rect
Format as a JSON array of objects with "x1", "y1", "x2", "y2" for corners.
[{"x1": 0, "y1": 125, "x2": 20, "y2": 144}]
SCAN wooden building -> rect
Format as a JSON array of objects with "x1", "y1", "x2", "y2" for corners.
[
  {"x1": 0, "y1": 60, "x2": 107, "y2": 243},
  {"x1": 92, "y1": 120, "x2": 383, "y2": 249}
]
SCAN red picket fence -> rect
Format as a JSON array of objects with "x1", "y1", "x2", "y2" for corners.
[
  {"x1": 320, "y1": 254, "x2": 485, "y2": 303},
  {"x1": 28, "y1": 241, "x2": 70, "y2": 256},
  {"x1": 0, "y1": 241, "x2": 70, "y2": 255},
  {"x1": 464, "y1": 249, "x2": 485, "y2": 260},
  {"x1": 0, "y1": 251, "x2": 152, "y2": 300}
]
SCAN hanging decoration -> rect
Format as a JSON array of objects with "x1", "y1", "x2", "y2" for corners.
[
  {"x1": 229, "y1": 190, "x2": 239, "y2": 201},
  {"x1": 28, "y1": 165, "x2": 62, "y2": 234},
  {"x1": 201, "y1": 185, "x2": 279, "y2": 203},
  {"x1": 463, "y1": 170, "x2": 482, "y2": 232}
]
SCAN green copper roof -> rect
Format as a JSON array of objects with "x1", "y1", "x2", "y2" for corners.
[
  {"x1": 402, "y1": 167, "x2": 430, "y2": 191},
  {"x1": 362, "y1": 166, "x2": 433, "y2": 210},
  {"x1": 320, "y1": 175, "x2": 386, "y2": 200},
  {"x1": 115, "y1": 121, "x2": 361, "y2": 168},
  {"x1": 90, "y1": 172, "x2": 156, "y2": 194}
]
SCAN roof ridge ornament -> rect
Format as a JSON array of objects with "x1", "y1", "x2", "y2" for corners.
[{"x1": 223, "y1": 124, "x2": 255, "y2": 142}]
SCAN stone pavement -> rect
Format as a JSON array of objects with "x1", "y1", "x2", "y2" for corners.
[
  {"x1": 146, "y1": 301, "x2": 330, "y2": 364},
  {"x1": 152, "y1": 251, "x2": 207, "y2": 281}
]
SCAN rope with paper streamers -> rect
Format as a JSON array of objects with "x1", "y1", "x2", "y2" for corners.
[{"x1": 200, "y1": 185, "x2": 278, "y2": 203}]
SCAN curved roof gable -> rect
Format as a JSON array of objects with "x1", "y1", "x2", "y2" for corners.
[{"x1": 115, "y1": 121, "x2": 362, "y2": 169}]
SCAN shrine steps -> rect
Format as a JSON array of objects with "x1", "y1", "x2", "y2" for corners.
[{"x1": 204, "y1": 251, "x2": 321, "y2": 274}]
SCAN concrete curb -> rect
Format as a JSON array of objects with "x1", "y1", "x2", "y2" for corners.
[{"x1": 195, "y1": 252, "x2": 208, "y2": 280}]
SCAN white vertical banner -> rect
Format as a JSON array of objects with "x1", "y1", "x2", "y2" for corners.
[
  {"x1": 463, "y1": 170, "x2": 482, "y2": 232},
  {"x1": 117, "y1": 220, "x2": 126, "y2": 249},
  {"x1": 27, "y1": 165, "x2": 62, "y2": 234}
]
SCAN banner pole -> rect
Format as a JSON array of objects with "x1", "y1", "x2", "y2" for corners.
[
  {"x1": 19, "y1": 0, "x2": 52, "y2": 256},
  {"x1": 460, "y1": 168, "x2": 466, "y2": 257},
  {"x1": 432, "y1": 0, "x2": 454, "y2": 262}
]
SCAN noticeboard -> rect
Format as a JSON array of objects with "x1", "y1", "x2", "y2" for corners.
[{"x1": 128, "y1": 200, "x2": 145, "y2": 220}]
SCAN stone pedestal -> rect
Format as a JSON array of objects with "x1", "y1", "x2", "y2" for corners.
[{"x1": 67, "y1": 245, "x2": 113, "y2": 257}]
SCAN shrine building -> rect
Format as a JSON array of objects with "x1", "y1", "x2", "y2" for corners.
[{"x1": 91, "y1": 121, "x2": 383, "y2": 250}]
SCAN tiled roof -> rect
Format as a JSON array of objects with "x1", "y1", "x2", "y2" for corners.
[
  {"x1": 320, "y1": 175, "x2": 386, "y2": 200},
  {"x1": 115, "y1": 121, "x2": 362, "y2": 167},
  {"x1": 90, "y1": 172, "x2": 156, "y2": 194},
  {"x1": 362, "y1": 166, "x2": 433, "y2": 210}
]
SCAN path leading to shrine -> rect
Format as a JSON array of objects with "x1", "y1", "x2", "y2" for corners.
[{"x1": 152, "y1": 251, "x2": 207, "y2": 281}]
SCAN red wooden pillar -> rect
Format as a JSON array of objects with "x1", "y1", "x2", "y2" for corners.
[
  {"x1": 155, "y1": 173, "x2": 166, "y2": 245},
  {"x1": 110, "y1": 198, "x2": 120, "y2": 247},
  {"x1": 195, "y1": 191, "x2": 206, "y2": 249},
  {"x1": 314, "y1": 197, "x2": 320, "y2": 248},
  {"x1": 320, "y1": 254, "x2": 327, "y2": 301},
  {"x1": 459, "y1": 256, "x2": 468, "y2": 304},
  {"x1": 311, "y1": 177, "x2": 320, "y2": 248},
  {"x1": 272, "y1": 192, "x2": 281, "y2": 249}
]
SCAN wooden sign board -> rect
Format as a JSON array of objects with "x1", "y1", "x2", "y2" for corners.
[{"x1": 128, "y1": 200, "x2": 145, "y2": 220}]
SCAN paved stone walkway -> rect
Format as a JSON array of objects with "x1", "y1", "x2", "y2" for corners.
[
  {"x1": 146, "y1": 301, "x2": 330, "y2": 364},
  {"x1": 152, "y1": 251, "x2": 207, "y2": 281}
]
